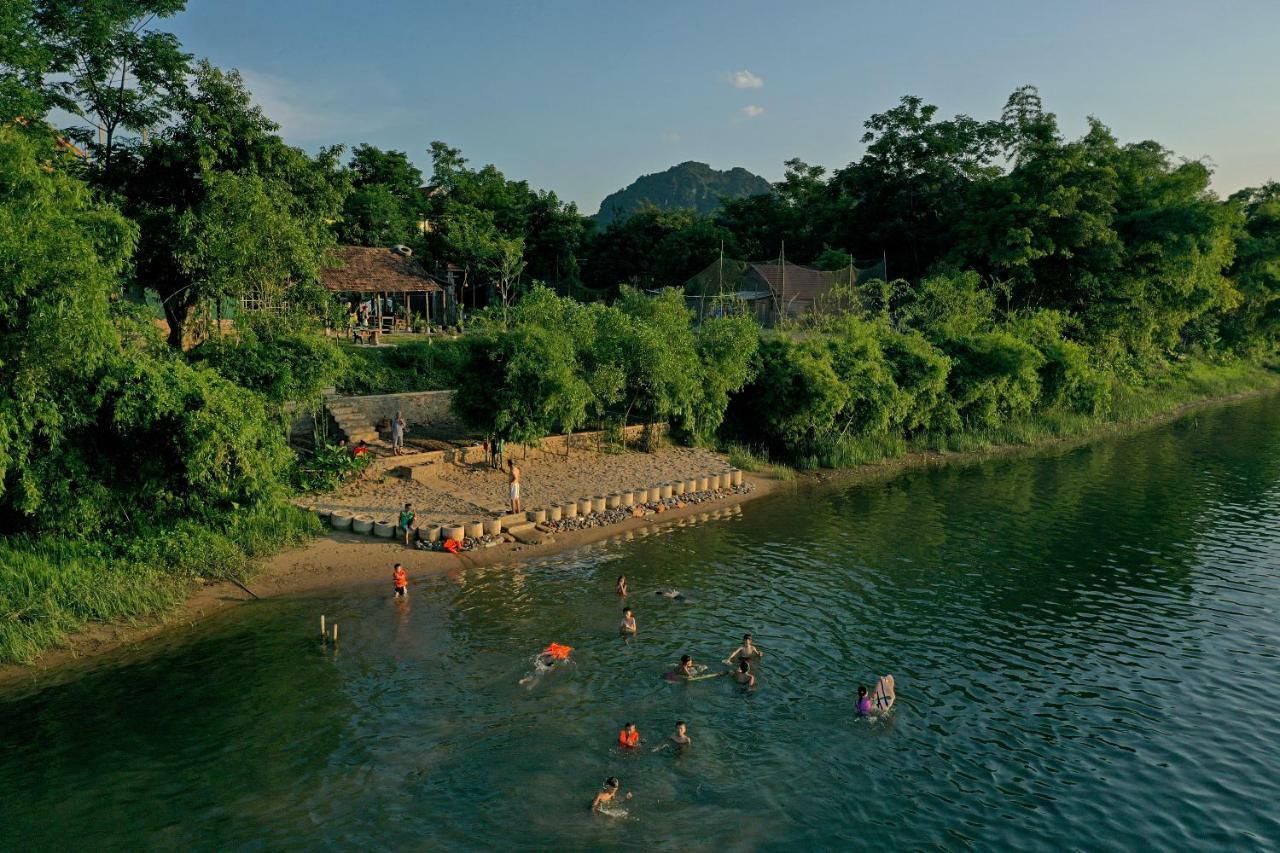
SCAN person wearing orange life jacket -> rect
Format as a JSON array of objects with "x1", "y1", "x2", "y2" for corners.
[
  {"x1": 520, "y1": 643, "x2": 573, "y2": 684},
  {"x1": 392, "y1": 563, "x2": 408, "y2": 597},
  {"x1": 618, "y1": 722, "x2": 640, "y2": 748}
]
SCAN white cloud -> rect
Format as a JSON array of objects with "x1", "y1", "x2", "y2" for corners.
[
  {"x1": 739, "y1": 105, "x2": 765, "y2": 119},
  {"x1": 729, "y1": 69, "x2": 764, "y2": 89}
]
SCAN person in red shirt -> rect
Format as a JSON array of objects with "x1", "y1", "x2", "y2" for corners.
[{"x1": 392, "y1": 563, "x2": 408, "y2": 597}]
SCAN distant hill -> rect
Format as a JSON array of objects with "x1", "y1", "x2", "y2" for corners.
[{"x1": 593, "y1": 161, "x2": 772, "y2": 227}]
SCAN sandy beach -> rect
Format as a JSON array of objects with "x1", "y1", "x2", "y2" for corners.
[{"x1": 309, "y1": 444, "x2": 734, "y2": 525}]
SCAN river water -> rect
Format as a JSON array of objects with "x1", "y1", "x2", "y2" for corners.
[{"x1": 3, "y1": 396, "x2": 1279, "y2": 851}]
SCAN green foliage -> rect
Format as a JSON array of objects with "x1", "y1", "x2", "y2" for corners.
[
  {"x1": 0, "y1": 125, "x2": 136, "y2": 517},
  {"x1": 292, "y1": 441, "x2": 372, "y2": 493},
  {"x1": 189, "y1": 314, "x2": 348, "y2": 411},
  {"x1": 1223, "y1": 183, "x2": 1280, "y2": 357},
  {"x1": 337, "y1": 338, "x2": 467, "y2": 395}
]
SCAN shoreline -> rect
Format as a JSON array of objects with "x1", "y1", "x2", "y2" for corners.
[{"x1": 3, "y1": 383, "x2": 1277, "y2": 693}]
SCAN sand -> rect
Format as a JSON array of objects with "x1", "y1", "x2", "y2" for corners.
[{"x1": 309, "y1": 444, "x2": 733, "y2": 525}]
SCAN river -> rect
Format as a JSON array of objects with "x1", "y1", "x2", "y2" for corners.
[{"x1": 3, "y1": 395, "x2": 1279, "y2": 851}]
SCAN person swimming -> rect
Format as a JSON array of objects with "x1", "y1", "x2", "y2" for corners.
[
  {"x1": 619, "y1": 607, "x2": 637, "y2": 635},
  {"x1": 655, "y1": 589, "x2": 684, "y2": 600},
  {"x1": 519, "y1": 643, "x2": 573, "y2": 685},
  {"x1": 591, "y1": 776, "x2": 631, "y2": 814},
  {"x1": 664, "y1": 654, "x2": 702, "y2": 681},
  {"x1": 722, "y1": 633, "x2": 763, "y2": 665},
  {"x1": 653, "y1": 721, "x2": 693, "y2": 752},
  {"x1": 616, "y1": 575, "x2": 628, "y2": 597},
  {"x1": 857, "y1": 675, "x2": 896, "y2": 716},
  {"x1": 732, "y1": 657, "x2": 756, "y2": 688},
  {"x1": 617, "y1": 722, "x2": 640, "y2": 748}
]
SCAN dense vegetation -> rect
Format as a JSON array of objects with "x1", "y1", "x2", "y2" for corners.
[
  {"x1": 593, "y1": 161, "x2": 772, "y2": 227},
  {"x1": 0, "y1": 2, "x2": 1277, "y2": 665}
]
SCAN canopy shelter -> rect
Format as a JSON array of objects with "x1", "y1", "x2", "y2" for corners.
[
  {"x1": 321, "y1": 245, "x2": 449, "y2": 332},
  {"x1": 684, "y1": 256, "x2": 879, "y2": 326}
]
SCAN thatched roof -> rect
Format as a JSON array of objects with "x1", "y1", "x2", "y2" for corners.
[{"x1": 320, "y1": 246, "x2": 445, "y2": 294}]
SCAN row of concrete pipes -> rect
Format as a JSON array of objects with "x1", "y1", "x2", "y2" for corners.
[{"x1": 318, "y1": 468, "x2": 745, "y2": 542}]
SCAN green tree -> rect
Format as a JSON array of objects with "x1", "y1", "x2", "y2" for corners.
[
  {"x1": 0, "y1": 125, "x2": 136, "y2": 519},
  {"x1": 124, "y1": 62, "x2": 345, "y2": 348},
  {"x1": 35, "y1": 0, "x2": 191, "y2": 185},
  {"x1": 0, "y1": 0, "x2": 51, "y2": 122},
  {"x1": 1223, "y1": 183, "x2": 1280, "y2": 356},
  {"x1": 337, "y1": 144, "x2": 423, "y2": 246}
]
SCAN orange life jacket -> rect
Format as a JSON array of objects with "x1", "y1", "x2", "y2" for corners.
[
  {"x1": 543, "y1": 643, "x2": 572, "y2": 660},
  {"x1": 618, "y1": 728, "x2": 639, "y2": 747},
  {"x1": 393, "y1": 568, "x2": 407, "y2": 588}
]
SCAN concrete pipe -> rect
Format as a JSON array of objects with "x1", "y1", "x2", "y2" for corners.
[
  {"x1": 329, "y1": 510, "x2": 353, "y2": 531},
  {"x1": 621, "y1": 491, "x2": 635, "y2": 507},
  {"x1": 443, "y1": 524, "x2": 466, "y2": 543},
  {"x1": 373, "y1": 520, "x2": 396, "y2": 538},
  {"x1": 351, "y1": 515, "x2": 374, "y2": 535},
  {"x1": 697, "y1": 476, "x2": 710, "y2": 492},
  {"x1": 672, "y1": 480, "x2": 686, "y2": 496},
  {"x1": 592, "y1": 495, "x2": 607, "y2": 513},
  {"x1": 632, "y1": 488, "x2": 649, "y2": 505},
  {"x1": 419, "y1": 523, "x2": 441, "y2": 543},
  {"x1": 315, "y1": 509, "x2": 332, "y2": 524},
  {"x1": 659, "y1": 483, "x2": 673, "y2": 500},
  {"x1": 730, "y1": 469, "x2": 743, "y2": 486},
  {"x1": 578, "y1": 497, "x2": 594, "y2": 516},
  {"x1": 526, "y1": 508, "x2": 547, "y2": 524},
  {"x1": 561, "y1": 501, "x2": 578, "y2": 519},
  {"x1": 606, "y1": 493, "x2": 622, "y2": 509},
  {"x1": 707, "y1": 473, "x2": 721, "y2": 490},
  {"x1": 548, "y1": 505, "x2": 563, "y2": 522},
  {"x1": 642, "y1": 486, "x2": 658, "y2": 503},
  {"x1": 483, "y1": 518, "x2": 503, "y2": 536},
  {"x1": 465, "y1": 521, "x2": 485, "y2": 539},
  {"x1": 684, "y1": 478, "x2": 699, "y2": 494}
]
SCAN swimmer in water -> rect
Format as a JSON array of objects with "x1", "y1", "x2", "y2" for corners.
[
  {"x1": 857, "y1": 675, "x2": 896, "y2": 716},
  {"x1": 591, "y1": 777, "x2": 631, "y2": 813},
  {"x1": 722, "y1": 632, "x2": 763, "y2": 665},
  {"x1": 655, "y1": 589, "x2": 683, "y2": 600},
  {"x1": 616, "y1": 575, "x2": 628, "y2": 597},
  {"x1": 673, "y1": 654, "x2": 698, "y2": 679},
  {"x1": 732, "y1": 657, "x2": 756, "y2": 688},
  {"x1": 653, "y1": 720, "x2": 692, "y2": 752},
  {"x1": 617, "y1": 722, "x2": 640, "y2": 748},
  {"x1": 619, "y1": 607, "x2": 637, "y2": 635},
  {"x1": 519, "y1": 643, "x2": 573, "y2": 685}
]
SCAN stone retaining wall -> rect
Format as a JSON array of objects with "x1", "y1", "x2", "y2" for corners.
[
  {"x1": 390, "y1": 423, "x2": 667, "y2": 475},
  {"x1": 335, "y1": 390, "x2": 461, "y2": 433}
]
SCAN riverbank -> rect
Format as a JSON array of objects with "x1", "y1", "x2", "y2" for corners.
[{"x1": 3, "y1": 371, "x2": 1277, "y2": 691}]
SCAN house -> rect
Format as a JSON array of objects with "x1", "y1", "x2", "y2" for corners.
[
  {"x1": 320, "y1": 245, "x2": 450, "y2": 331},
  {"x1": 684, "y1": 259, "x2": 855, "y2": 326}
]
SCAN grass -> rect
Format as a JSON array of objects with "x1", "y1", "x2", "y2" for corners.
[
  {"x1": 0, "y1": 502, "x2": 319, "y2": 666},
  {"x1": 725, "y1": 443, "x2": 797, "y2": 481},
  {"x1": 336, "y1": 336, "x2": 467, "y2": 395}
]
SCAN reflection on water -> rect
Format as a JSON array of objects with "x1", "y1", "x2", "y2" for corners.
[{"x1": 3, "y1": 396, "x2": 1279, "y2": 851}]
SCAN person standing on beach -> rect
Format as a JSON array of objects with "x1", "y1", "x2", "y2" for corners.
[
  {"x1": 391, "y1": 411, "x2": 406, "y2": 455},
  {"x1": 494, "y1": 437, "x2": 505, "y2": 470},
  {"x1": 399, "y1": 502, "x2": 416, "y2": 546},
  {"x1": 508, "y1": 458, "x2": 522, "y2": 514}
]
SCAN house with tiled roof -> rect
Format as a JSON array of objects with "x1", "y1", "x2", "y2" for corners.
[
  {"x1": 684, "y1": 258, "x2": 856, "y2": 326},
  {"x1": 320, "y1": 245, "x2": 450, "y2": 331}
]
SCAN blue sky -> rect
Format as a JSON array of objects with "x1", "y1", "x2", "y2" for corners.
[{"x1": 166, "y1": 0, "x2": 1280, "y2": 214}]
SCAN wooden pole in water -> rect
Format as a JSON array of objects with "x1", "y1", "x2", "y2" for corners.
[
  {"x1": 321, "y1": 614, "x2": 326, "y2": 639},
  {"x1": 332, "y1": 623, "x2": 339, "y2": 644}
]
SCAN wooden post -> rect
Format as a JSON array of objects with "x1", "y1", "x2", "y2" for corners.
[
  {"x1": 331, "y1": 623, "x2": 339, "y2": 644},
  {"x1": 321, "y1": 614, "x2": 326, "y2": 638}
]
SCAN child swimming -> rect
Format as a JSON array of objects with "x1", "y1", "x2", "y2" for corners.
[
  {"x1": 590, "y1": 777, "x2": 632, "y2": 814},
  {"x1": 619, "y1": 607, "x2": 637, "y2": 635},
  {"x1": 518, "y1": 643, "x2": 573, "y2": 685},
  {"x1": 722, "y1": 632, "x2": 763, "y2": 665},
  {"x1": 856, "y1": 675, "x2": 896, "y2": 716},
  {"x1": 732, "y1": 657, "x2": 756, "y2": 688}
]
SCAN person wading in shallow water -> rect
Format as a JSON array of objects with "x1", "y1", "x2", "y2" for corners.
[
  {"x1": 619, "y1": 607, "x2": 637, "y2": 635},
  {"x1": 392, "y1": 563, "x2": 408, "y2": 598},
  {"x1": 590, "y1": 777, "x2": 631, "y2": 813}
]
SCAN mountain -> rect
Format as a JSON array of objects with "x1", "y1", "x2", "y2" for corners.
[{"x1": 593, "y1": 161, "x2": 773, "y2": 227}]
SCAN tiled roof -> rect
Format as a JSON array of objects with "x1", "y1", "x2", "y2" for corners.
[{"x1": 320, "y1": 246, "x2": 445, "y2": 294}]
